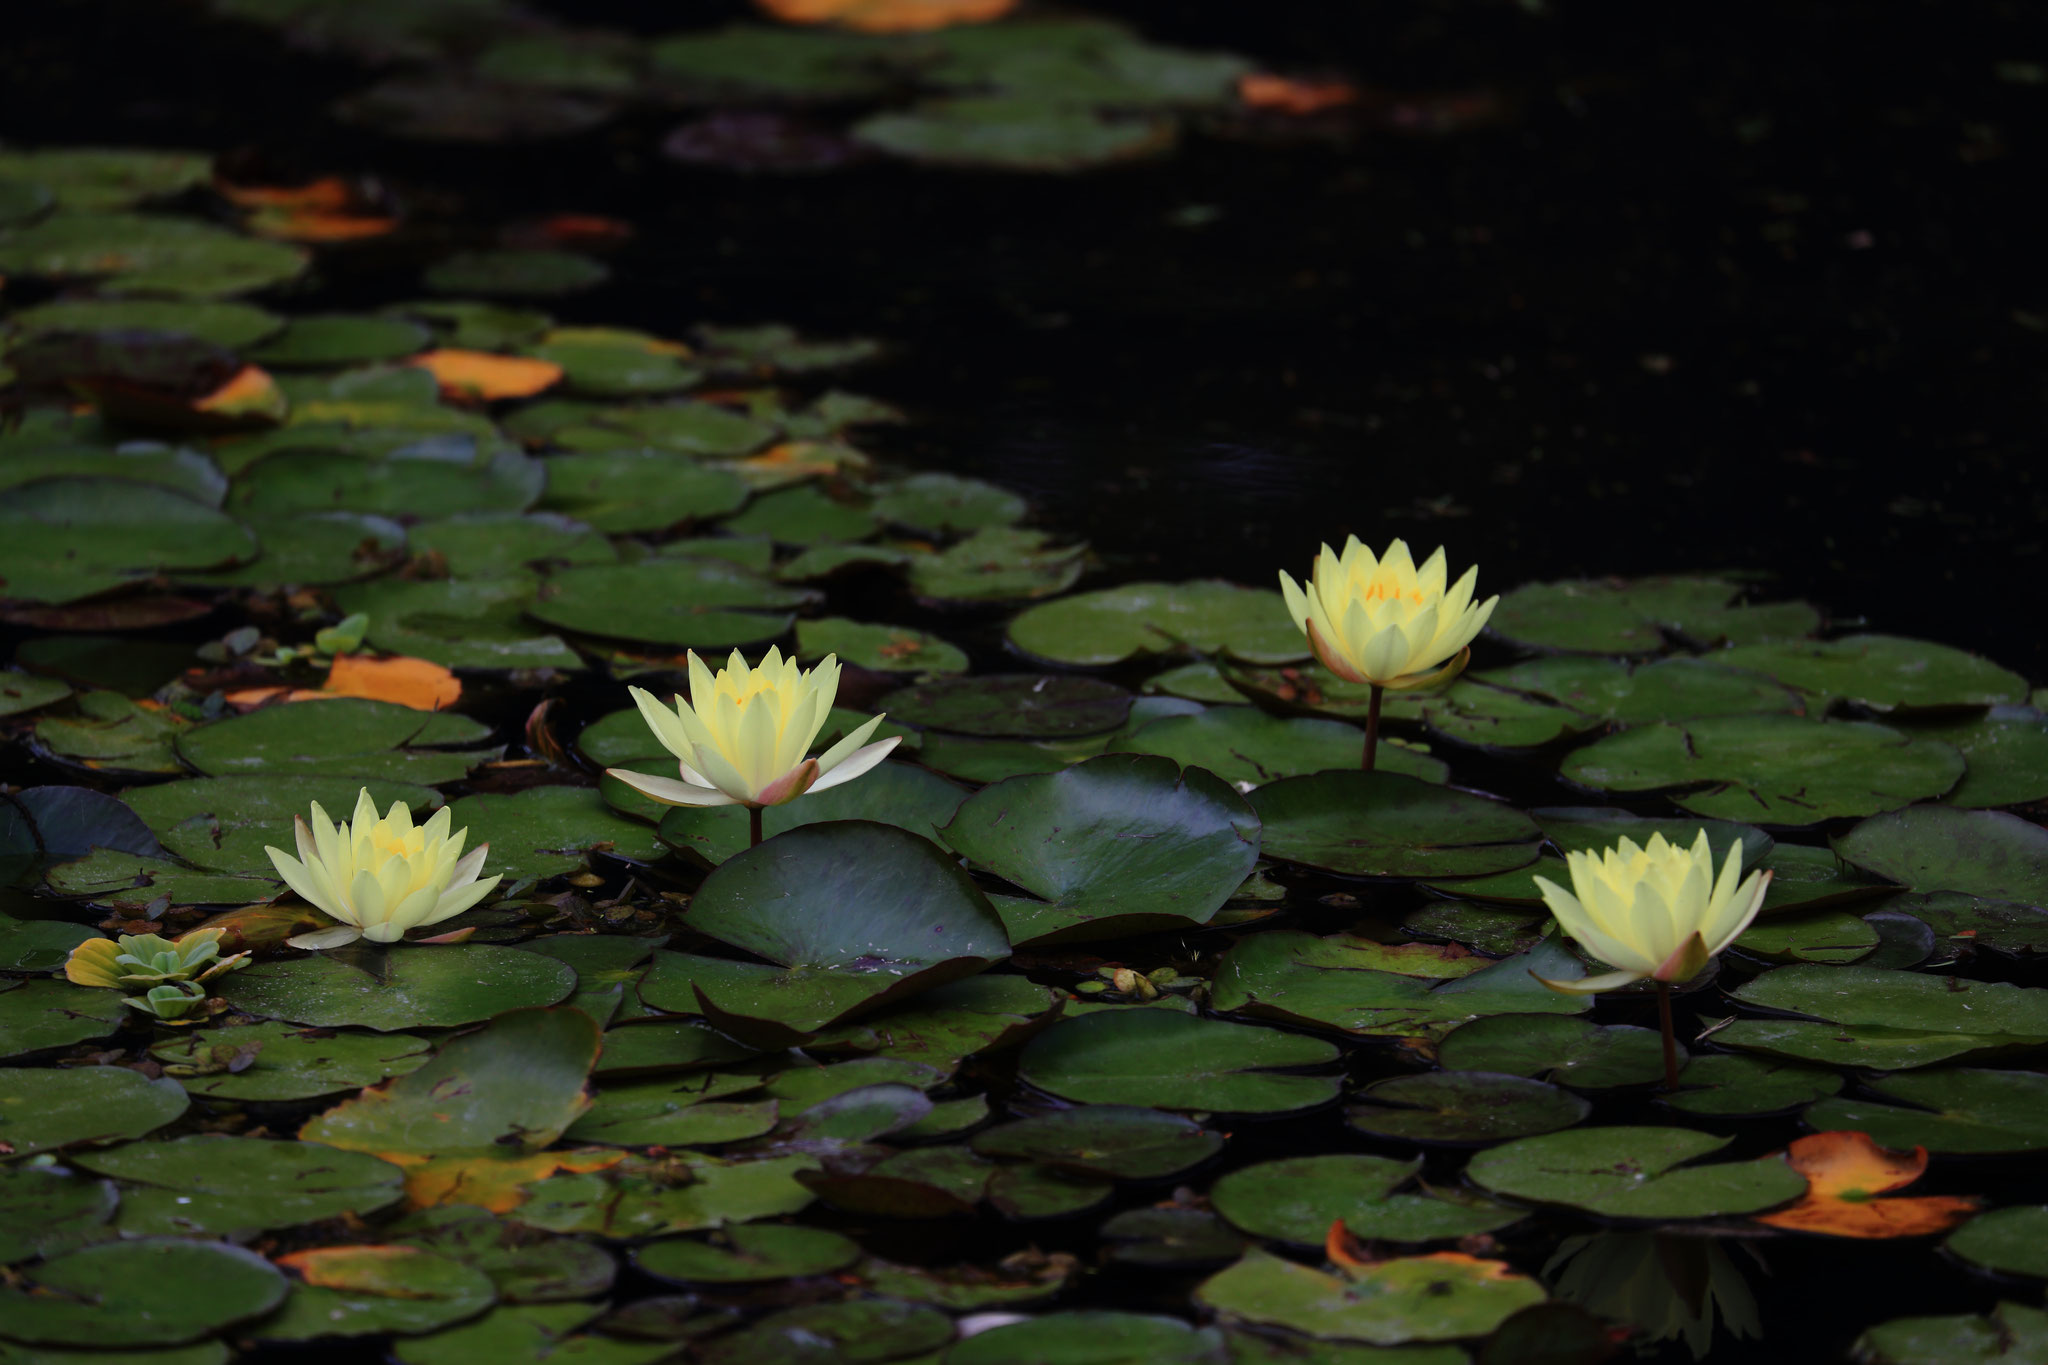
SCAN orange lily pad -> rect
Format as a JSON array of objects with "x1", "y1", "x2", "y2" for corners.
[
  {"x1": 378, "y1": 1148, "x2": 625, "y2": 1213},
  {"x1": 754, "y1": 0, "x2": 1015, "y2": 31},
  {"x1": 1754, "y1": 1130, "x2": 1980, "y2": 1238},
  {"x1": 408, "y1": 348, "x2": 563, "y2": 402},
  {"x1": 216, "y1": 175, "x2": 356, "y2": 210},
  {"x1": 1240, "y1": 74, "x2": 1360, "y2": 115},
  {"x1": 323, "y1": 653, "x2": 462, "y2": 711},
  {"x1": 246, "y1": 206, "x2": 399, "y2": 243},
  {"x1": 278, "y1": 1244, "x2": 448, "y2": 1294}
]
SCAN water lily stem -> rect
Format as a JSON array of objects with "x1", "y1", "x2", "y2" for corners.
[
  {"x1": 1362, "y1": 684, "x2": 1384, "y2": 771},
  {"x1": 1656, "y1": 981, "x2": 1680, "y2": 1090},
  {"x1": 749, "y1": 806, "x2": 764, "y2": 849}
]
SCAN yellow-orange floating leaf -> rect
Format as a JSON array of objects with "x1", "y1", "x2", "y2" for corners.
[
  {"x1": 1754, "y1": 1131, "x2": 1981, "y2": 1239},
  {"x1": 536, "y1": 213, "x2": 633, "y2": 246},
  {"x1": 381, "y1": 1148, "x2": 624, "y2": 1213},
  {"x1": 1240, "y1": 73, "x2": 1360, "y2": 115},
  {"x1": 221, "y1": 686, "x2": 319, "y2": 709},
  {"x1": 64, "y1": 938, "x2": 125, "y2": 988},
  {"x1": 278, "y1": 1245, "x2": 447, "y2": 1295},
  {"x1": 754, "y1": 0, "x2": 1015, "y2": 31},
  {"x1": 323, "y1": 653, "x2": 461, "y2": 711},
  {"x1": 409, "y1": 349, "x2": 562, "y2": 402},
  {"x1": 217, "y1": 175, "x2": 355, "y2": 210},
  {"x1": 194, "y1": 365, "x2": 290, "y2": 423},
  {"x1": 739, "y1": 440, "x2": 865, "y2": 481},
  {"x1": 247, "y1": 205, "x2": 399, "y2": 242},
  {"x1": 189, "y1": 901, "x2": 322, "y2": 954},
  {"x1": 1325, "y1": 1218, "x2": 1371, "y2": 1272}
]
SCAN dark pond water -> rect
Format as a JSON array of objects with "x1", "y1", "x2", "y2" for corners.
[{"x1": 3, "y1": 3, "x2": 2045, "y2": 1364}]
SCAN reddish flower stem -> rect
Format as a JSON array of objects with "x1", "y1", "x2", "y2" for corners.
[
  {"x1": 749, "y1": 806, "x2": 764, "y2": 849},
  {"x1": 1362, "y1": 684, "x2": 1384, "y2": 771},
  {"x1": 1656, "y1": 980, "x2": 1681, "y2": 1090}
]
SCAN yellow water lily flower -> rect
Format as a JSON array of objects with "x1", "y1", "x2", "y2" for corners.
[
  {"x1": 1277, "y1": 537, "x2": 1497, "y2": 690},
  {"x1": 605, "y1": 648, "x2": 900, "y2": 813},
  {"x1": 265, "y1": 789, "x2": 500, "y2": 949},
  {"x1": 1532, "y1": 829, "x2": 1771, "y2": 995}
]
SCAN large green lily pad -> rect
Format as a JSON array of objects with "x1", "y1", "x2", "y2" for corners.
[
  {"x1": 1467, "y1": 1126, "x2": 1808, "y2": 1218},
  {"x1": 1471, "y1": 654, "x2": 1806, "y2": 726},
  {"x1": 1250, "y1": 771, "x2": 1542, "y2": 879},
  {"x1": 1715, "y1": 634, "x2": 2030, "y2": 712},
  {"x1": 1803, "y1": 1068, "x2": 2048, "y2": 1154},
  {"x1": 1487, "y1": 577, "x2": 1818, "y2": 654},
  {"x1": 970, "y1": 1106, "x2": 1222, "y2": 1180},
  {"x1": 0, "y1": 1065, "x2": 188, "y2": 1156},
  {"x1": 252, "y1": 1245, "x2": 498, "y2": 1342},
  {"x1": 218, "y1": 944, "x2": 576, "y2": 1031},
  {"x1": 1346, "y1": 1071, "x2": 1590, "y2": 1144},
  {"x1": 526, "y1": 558, "x2": 812, "y2": 648},
  {"x1": 71, "y1": 1135, "x2": 405, "y2": 1237},
  {"x1": 944, "y1": 1310, "x2": 1218, "y2": 1364},
  {"x1": 1832, "y1": 806, "x2": 2048, "y2": 905},
  {"x1": 1907, "y1": 707, "x2": 2048, "y2": 808},
  {"x1": 447, "y1": 784, "x2": 668, "y2": 883},
  {"x1": 1560, "y1": 716, "x2": 1964, "y2": 825},
  {"x1": 0, "y1": 210, "x2": 308, "y2": 296},
  {"x1": 539, "y1": 452, "x2": 749, "y2": 534},
  {"x1": 656, "y1": 763, "x2": 967, "y2": 867},
  {"x1": 881, "y1": 673, "x2": 1131, "y2": 738},
  {"x1": 0, "y1": 1162, "x2": 118, "y2": 1264},
  {"x1": 1946, "y1": 1206, "x2": 2048, "y2": 1278},
  {"x1": 121, "y1": 775, "x2": 441, "y2": 874},
  {"x1": 1117, "y1": 706, "x2": 1449, "y2": 786},
  {"x1": 1852, "y1": 1301, "x2": 2048, "y2": 1365},
  {"x1": 1196, "y1": 1248, "x2": 1545, "y2": 1346},
  {"x1": 1436, "y1": 1014, "x2": 1670, "y2": 1088},
  {"x1": 0, "y1": 149, "x2": 209, "y2": 209},
  {"x1": 0, "y1": 979, "x2": 127, "y2": 1058},
  {"x1": 334, "y1": 576, "x2": 586, "y2": 671},
  {"x1": 231, "y1": 449, "x2": 545, "y2": 520},
  {"x1": 1733, "y1": 963, "x2": 2048, "y2": 1040},
  {"x1": 150, "y1": 1019, "x2": 434, "y2": 1100},
  {"x1": 938, "y1": 754, "x2": 1260, "y2": 944},
  {"x1": 1008, "y1": 580, "x2": 1308, "y2": 667},
  {"x1": 0, "y1": 478, "x2": 258, "y2": 603},
  {"x1": 176, "y1": 698, "x2": 493, "y2": 783},
  {"x1": 1017, "y1": 1009, "x2": 1338, "y2": 1114},
  {"x1": 1210, "y1": 1153, "x2": 1524, "y2": 1245},
  {"x1": 0, "y1": 1238, "x2": 287, "y2": 1347}
]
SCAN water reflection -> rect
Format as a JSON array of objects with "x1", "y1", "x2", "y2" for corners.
[{"x1": 1546, "y1": 1232, "x2": 1766, "y2": 1360}]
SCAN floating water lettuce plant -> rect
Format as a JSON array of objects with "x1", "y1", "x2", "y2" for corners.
[
  {"x1": 65, "y1": 926, "x2": 249, "y2": 1020},
  {"x1": 1532, "y1": 829, "x2": 1771, "y2": 1086},
  {"x1": 1278, "y1": 537, "x2": 1497, "y2": 769},
  {"x1": 607, "y1": 647, "x2": 900, "y2": 845},
  {"x1": 265, "y1": 789, "x2": 502, "y2": 948}
]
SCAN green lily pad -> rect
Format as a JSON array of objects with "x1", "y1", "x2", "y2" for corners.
[
  {"x1": 635, "y1": 1225, "x2": 860, "y2": 1285},
  {"x1": 424, "y1": 249, "x2": 610, "y2": 298},
  {"x1": 444, "y1": 784, "x2": 668, "y2": 883},
  {"x1": 1734, "y1": 907, "x2": 1879, "y2": 963},
  {"x1": 883, "y1": 673, "x2": 1131, "y2": 738},
  {"x1": 252, "y1": 1246, "x2": 498, "y2": 1342},
  {"x1": 1083, "y1": 1179, "x2": 1339, "y2": 1294},
  {"x1": 44, "y1": 848, "x2": 281, "y2": 911},
  {"x1": 1852, "y1": 1301, "x2": 2048, "y2": 1365},
  {"x1": 805, "y1": 974, "x2": 1060, "y2": 1071},
  {"x1": 334, "y1": 577, "x2": 586, "y2": 671},
  {"x1": 1436, "y1": 1014, "x2": 1669, "y2": 1088},
  {"x1": 519, "y1": 933, "x2": 664, "y2": 1028},
  {"x1": 0, "y1": 149, "x2": 209, "y2": 210},
  {"x1": 0, "y1": 478, "x2": 258, "y2": 603},
  {"x1": 1905, "y1": 707, "x2": 2048, "y2": 808},
  {"x1": 392, "y1": 1303, "x2": 677, "y2": 1365},
  {"x1": 6, "y1": 297, "x2": 283, "y2": 349},
  {"x1": 1487, "y1": 577, "x2": 1818, "y2": 654},
  {"x1": 0, "y1": 1163, "x2": 118, "y2": 1264},
  {"x1": 33, "y1": 692, "x2": 188, "y2": 775},
  {"x1": 0, "y1": 913, "x2": 98, "y2": 973},
  {"x1": 658, "y1": 822, "x2": 1010, "y2": 1042},
  {"x1": 176, "y1": 697, "x2": 493, "y2": 784},
  {"x1": 1466, "y1": 1126, "x2": 1808, "y2": 1218},
  {"x1": 1472, "y1": 654, "x2": 1806, "y2": 726},
  {"x1": 938, "y1": 754, "x2": 1260, "y2": 945},
  {"x1": 1250, "y1": 771, "x2": 1541, "y2": 878},
  {"x1": 1710, "y1": 1017, "x2": 2033, "y2": 1071},
  {"x1": 906, "y1": 527, "x2": 1086, "y2": 602},
  {"x1": 697, "y1": 1298, "x2": 952, "y2": 1365},
  {"x1": 0, "y1": 1238, "x2": 286, "y2": 1347},
  {"x1": 795, "y1": 618, "x2": 969, "y2": 674},
  {"x1": 526, "y1": 558, "x2": 811, "y2": 648},
  {"x1": 1661, "y1": 1053, "x2": 1843, "y2": 1116},
  {"x1": 538, "y1": 452, "x2": 748, "y2": 534},
  {"x1": 122, "y1": 776, "x2": 440, "y2": 874},
  {"x1": 149, "y1": 1019, "x2": 433, "y2": 1100},
  {"x1": 1560, "y1": 716, "x2": 1964, "y2": 825},
  {"x1": 566, "y1": 1081, "x2": 778, "y2": 1148},
  {"x1": 1008, "y1": 580, "x2": 1308, "y2": 667},
  {"x1": 0, "y1": 1065, "x2": 188, "y2": 1157},
  {"x1": 406, "y1": 513, "x2": 614, "y2": 578},
  {"x1": 1100, "y1": 1208, "x2": 1247, "y2": 1269},
  {"x1": 649, "y1": 26, "x2": 894, "y2": 102},
  {"x1": 656, "y1": 763, "x2": 967, "y2": 867},
  {"x1": 0, "y1": 671, "x2": 71, "y2": 718},
  {"x1": 1832, "y1": 806, "x2": 2048, "y2": 905},
  {"x1": 1714, "y1": 634, "x2": 2030, "y2": 712},
  {"x1": 0, "y1": 442, "x2": 227, "y2": 506},
  {"x1": 1891, "y1": 893, "x2": 2048, "y2": 956},
  {"x1": 218, "y1": 945, "x2": 576, "y2": 1031},
  {"x1": 528, "y1": 330, "x2": 701, "y2": 397},
  {"x1": 1196, "y1": 1248, "x2": 1544, "y2": 1347},
  {"x1": 1401, "y1": 901, "x2": 1546, "y2": 956},
  {"x1": 231, "y1": 449, "x2": 544, "y2": 520},
  {"x1": 970, "y1": 1106, "x2": 1222, "y2": 1179},
  {"x1": 0, "y1": 211, "x2": 308, "y2": 296},
  {"x1": 70, "y1": 1135, "x2": 404, "y2": 1237},
  {"x1": 913, "y1": 731, "x2": 1109, "y2": 783},
  {"x1": 871, "y1": 472, "x2": 1024, "y2": 534},
  {"x1": 249, "y1": 315, "x2": 432, "y2": 368},
  {"x1": 1345, "y1": 1071, "x2": 1590, "y2": 1144},
  {"x1": 1733, "y1": 963, "x2": 2048, "y2": 1040},
  {"x1": 1212, "y1": 933, "x2": 1589, "y2": 1041},
  {"x1": 516, "y1": 1153, "x2": 820, "y2": 1238},
  {"x1": 1117, "y1": 706, "x2": 1449, "y2": 787},
  {"x1": 855, "y1": 98, "x2": 1176, "y2": 172},
  {"x1": 304, "y1": 1007, "x2": 599, "y2": 1156},
  {"x1": 595, "y1": 1019, "x2": 761, "y2": 1077},
  {"x1": 1017, "y1": 1009, "x2": 1338, "y2": 1114},
  {"x1": 1946, "y1": 1206, "x2": 2048, "y2": 1278},
  {"x1": 1803, "y1": 1068, "x2": 2048, "y2": 1154},
  {"x1": 1757, "y1": 842, "x2": 1896, "y2": 913},
  {"x1": 946, "y1": 1311, "x2": 1218, "y2": 1364},
  {"x1": 182, "y1": 511, "x2": 409, "y2": 588},
  {"x1": 0, "y1": 980, "x2": 129, "y2": 1058},
  {"x1": 388, "y1": 1206, "x2": 617, "y2": 1304},
  {"x1": 722, "y1": 483, "x2": 876, "y2": 545},
  {"x1": 552, "y1": 399, "x2": 777, "y2": 457}
]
